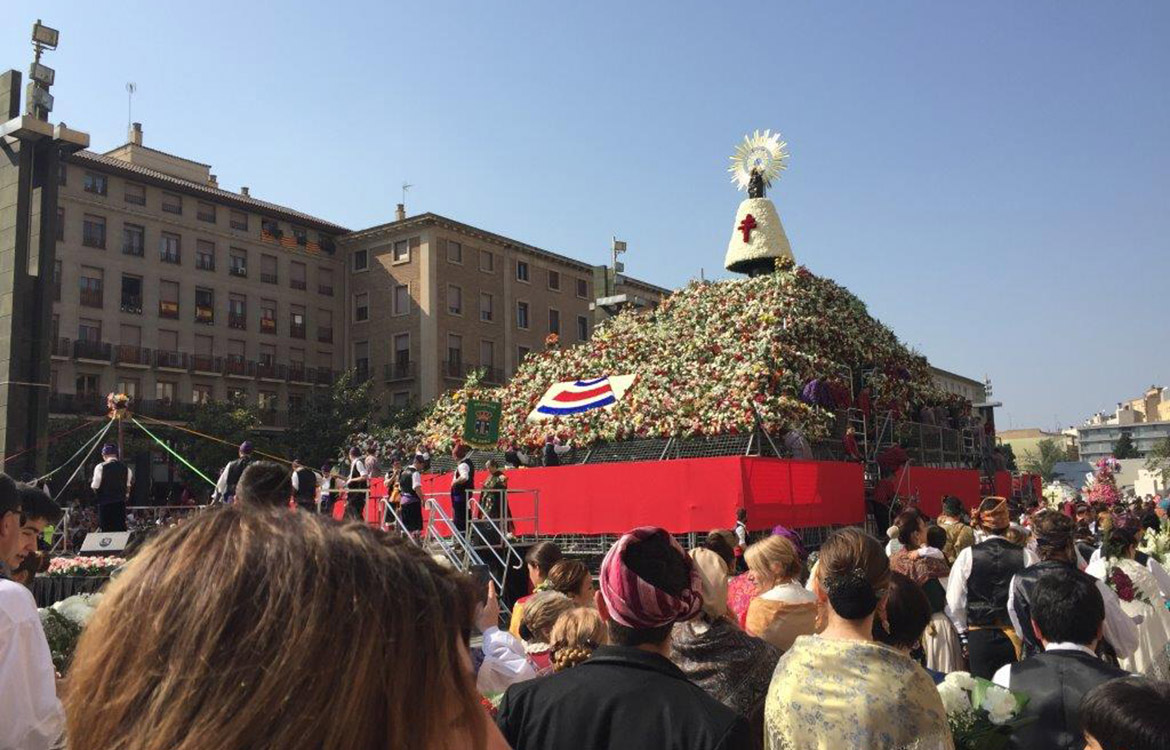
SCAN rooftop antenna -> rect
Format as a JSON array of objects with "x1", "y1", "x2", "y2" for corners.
[
  {"x1": 126, "y1": 82, "x2": 136, "y2": 130},
  {"x1": 401, "y1": 181, "x2": 412, "y2": 205}
]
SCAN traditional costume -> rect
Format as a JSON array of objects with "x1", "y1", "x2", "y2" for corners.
[
  {"x1": 215, "y1": 442, "x2": 254, "y2": 504},
  {"x1": 90, "y1": 444, "x2": 131, "y2": 531}
]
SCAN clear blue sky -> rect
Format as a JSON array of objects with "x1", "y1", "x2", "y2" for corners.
[{"x1": 6, "y1": 1, "x2": 1168, "y2": 430}]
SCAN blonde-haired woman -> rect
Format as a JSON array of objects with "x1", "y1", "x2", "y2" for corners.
[
  {"x1": 745, "y1": 535, "x2": 818, "y2": 651},
  {"x1": 549, "y1": 606, "x2": 606, "y2": 671},
  {"x1": 520, "y1": 590, "x2": 576, "y2": 675},
  {"x1": 65, "y1": 506, "x2": 509, "y2": 750}
]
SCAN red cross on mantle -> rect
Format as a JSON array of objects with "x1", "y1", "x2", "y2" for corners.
[{"x1": 738, "y1": 214, "x2": 758, "y2": 243}]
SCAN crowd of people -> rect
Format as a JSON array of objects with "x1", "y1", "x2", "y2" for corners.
[{"x1": 4, "y1": 463, "x2": 1170, "y2": 748}]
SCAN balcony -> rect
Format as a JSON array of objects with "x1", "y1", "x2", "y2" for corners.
[
  {"x1": 314, "y1": 368, "x2": 335, "y2": 386},
  {"x1": 195, "y1": 306, "x2": 214, "y2": 325},
  {"x1": 384, "y1": 360, "x2": 416, "y2": 382},
  {"x1": 318, "y1": 284, "x2": 333, "y2": 296},
  {"x1": 74, "y1": 339, "x2": 112, "y2": 362},
  {"x1": 120, "y1": 295, "x2": 143, "y2": 315},
  {"x1": 79, "y1": 288, "x2": 104, "y2": 308},
  {"x1": 260, "y1": 318, "x2": 277, "y2": 334},
  {"x1": 49, "y1": 393, "x2": 107, "y2": 416},
  {"x1": 192, "y1": 354, "x2": 223, "y2": 374},
  {"x1": 228, "y1": 313, "x2": 248, "y2": 330},
  {"x1": 159, "y1": 300, "x2": 180, "y2": 319},
  {"x1": 224, "y1": 356, "x2": 255, "y2": 378},
  {"x1": 290, "y1": 279, "x2": 307, "y2": 291},
  {"x1": 480, "y1": 366, "x2": 506, "y2": 384},
  {"x1": 114, "y1": 344, "x2": 151, "y2": 367},
  {"x1": 317, "y1": 327, "x2": 333, "y2": 344},
  {"x1": 289, "y1": 323, "x2": 306, "y2": 339},
  {"x1": 288, "y1": 364, "x2": 311, "y2": 383},
  {"x1": 122, "y1": 242, "x2": 144, "y2": 257},
  {"x1": 443, "y1": 360, "x2": 467, "y2": 379},
  {"x1": 51, "y1": 338, "x2": 71, "y2": 358},
  {"x1": 196, "y1": 256, "x2": 215, "y2": 271},
  {"x1": 136, "y1": 399, "x2": 195, "y2": 421},
  {"x1": 160, "y1": 250, "x2": 181, "y2": 265},
  {"x1": 229, "y1": 265, "x2": 248, "y2": 278},
  {"x1": 261, "y1": 273, "x2": 278, "y2": 284},
  {"x1": 256, "y1": 361, "x2": 286, "y2": 381},
  {"x1": 154, "y1": 350, "x2": 187, "y2": 370}
]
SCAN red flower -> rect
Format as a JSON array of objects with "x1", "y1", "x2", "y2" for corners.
[
  {"x1": 479, "y1": 694, "x2": 498, "y2": 718},
  {"x1": 1110, "y1": 567, "x2": 1136, "y2": 603}
]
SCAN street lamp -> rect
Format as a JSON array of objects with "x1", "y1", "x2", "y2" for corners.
[{"x1": 27, "y1": 20, "x2": 60, "y2": 120}]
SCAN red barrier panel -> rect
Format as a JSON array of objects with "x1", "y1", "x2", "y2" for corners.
[
  {"x1": 421, "y1": 456, "x2": 865, "y2": 535},
  {"x1": 893, "y1": 466, "x2": 982, "y2": 517},
  {"x1": 994, "y1": 471, "x2": 1012, "y2": 499}
]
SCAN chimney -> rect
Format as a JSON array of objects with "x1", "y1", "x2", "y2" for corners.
[
  {"x1": 395, "y1": 203, "x2": 406, "y2": 222},
  {"x1": 241, "y1": 186, "x2": 250, "y2": 197},
  {"x1": 208, "y1": 174, "x2": 218, "y2": 188},
  {"x1": 129, "y1": 122, "x2": 143, "y2": 145}
]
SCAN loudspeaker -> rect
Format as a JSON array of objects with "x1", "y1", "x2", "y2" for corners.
[{"x1": 80, "y1": 531, "x2": 133, "y2": 556}]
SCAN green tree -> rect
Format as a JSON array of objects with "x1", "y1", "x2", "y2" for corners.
[
  {"x1": 999, "y1": 443, "x2": 1019, "y2": 472},
  {"x1": 139, "y1": 400, "x2": 263, "y2": 498},
  {"x1": 1112, "y1": 431, "x2": 1140, "y2": 459},
  {"x1": 1020, "y1": 438, "x2": 1074, "y2": 481},
  {"x1": 282, "y1": 370, "x2": 379, "y2": 468},
  {"x1": 1146, "y1": 437, "x2": 1170, "y2": 477}
]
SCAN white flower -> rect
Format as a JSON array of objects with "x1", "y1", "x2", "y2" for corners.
[
  {"x1": 942, "y1": 671, "x2": 977, "y2": 692},
  {"x1": 981, "y1": 685, "x2": 1018, "y2": 725},
  {"x1": 937, "y1": 681, "x2": 971, "y2": 715},
  {"x1": 51, "y1": 593, "x2": 102, "y2": 625}
]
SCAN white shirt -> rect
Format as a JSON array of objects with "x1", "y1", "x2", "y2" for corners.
[
  {"x1": 476, "y1": 626, "x2": 537, "y2": 694},
  {"x1": 992, "y1": 642, "x2": 1100, "y2": 689},
  {"x1": 0, "y1": 581, "x2": 64, "y2": 750},
  {"x1": 1006, "y1": 567, "x2": 1139, "y2": 660},
  {"x1": 734, "y1": 522, "x2": 747, "y2": 548},
  {"x1": 759, "y1": 581, "x2": 818, "y2": 604},
  {"x1": 349, "y1": 458, "x2": 369, "y2": 481},
  {"x1": 1087, "y1": 548, "x2": 1170, "y2": 600},
  {"x1": 90, "y1": 458, "x2": 133, "y2": 492},
  {"x1": 455, "y1": 462, "x2": 472, "y2": 483},
  {"x1": 945, "y1": 536, "x2": 1039, "y2": 634}
]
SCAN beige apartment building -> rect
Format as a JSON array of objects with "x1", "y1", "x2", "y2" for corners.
[{"x1": 47, "y1": 125, "x2": 671, "y2": 425}]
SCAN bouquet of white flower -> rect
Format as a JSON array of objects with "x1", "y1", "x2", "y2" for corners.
[
  {"x1": 38, "y1": 593, "x2": 103, "y2": 673},
  {"x1": 1139, "y1": 524, "x2": 1170, "y2": 565},
  {"x1": 937, "y1": 671, "x2": 1030, "y2": 750}
]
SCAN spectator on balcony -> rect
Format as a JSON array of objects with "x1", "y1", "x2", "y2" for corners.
[
  {"x1": 235, "y1": 462, "x2": 292, "y2": 509},
  {"x1": 290, "y1": 459, "x2": 317, "y2": 512},
  {"x1": 90, "y1": 444, "x2": 132, "y2": 532},
  {"x1": 451, "y1": 444, "x2": 475, "y2": 533},
  {"x1": 214, "y1": 442, "x2": 254, "y2": 504}
]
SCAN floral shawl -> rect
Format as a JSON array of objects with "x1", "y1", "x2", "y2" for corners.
[
  {"x1": 672, "y1": 617, "x2": 780, "y2": 723},
  {"x1": 889, "y1": 549, "x2": 950, "y2": 587},
  {"x1": 764, "y1": 635, "x2": 954, "y2": 750}
]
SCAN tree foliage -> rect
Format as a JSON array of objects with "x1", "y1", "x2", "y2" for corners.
[
  {"x1": 999, "y1": 443, "x2": 1018, "y2": 472},
  {"x1": 1146, "y1": 437, "x2": 1170, "y2": 477},
  {"x1": 1020, "y1": 438, "x2": 1075, "y2": 481},
  {"x1": 282, "y1": 370, "x2": 379, "y2": 468},
  {"x1": 1112, "y1": 432, "x2": 1140, "y2": 459}
]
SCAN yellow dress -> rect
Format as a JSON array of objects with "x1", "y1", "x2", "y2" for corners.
[{"x1": 764, "y1": 635, "x2": 954, "y2": 750}]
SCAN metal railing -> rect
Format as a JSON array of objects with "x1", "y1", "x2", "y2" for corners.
[{"x1": 53, "y1": 504, "x2": 211, "y2": 553}]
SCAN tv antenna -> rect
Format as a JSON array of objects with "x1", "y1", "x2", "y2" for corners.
[
  {"x1": 126, "y1": 82, "x2": 136, "y2": 129},
  {"x1": 401, "y1": 181, "x2": 412, "y2": 205}
]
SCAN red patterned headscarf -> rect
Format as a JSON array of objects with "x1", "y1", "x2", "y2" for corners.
[{"x1": 599, "y1": 527, "x2": 703, "y2": 629}]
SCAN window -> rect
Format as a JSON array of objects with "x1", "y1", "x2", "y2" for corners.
[
  {"x1": 258, "y1": 390, "x2": 277, "y2": 410},
  {"x1": 79, "y1": 267, "x2": 103, "y2": 308},
  {"x1": 53, "y1": 260, "x2": 61, "y2": 301},
  {"x1": 156, "y1": 381, "x2": 176, "y2": 405},
  {"x1": 76, "y1": 374, "x2": 100, "y2": 398},
  {"x1": 116, "y1": 378, "x2": 139, "y2": 399},
  {"x1": 195, "y1": 334, "x2": 214, "y2": 358},
  {"x1": 292, "y1": 226, "x2": 307, "y2": 246},
  {"x1": 548, "y1": 308, "x2": 560, "y2": 335},
  {"x1": 393, "y1": 240, "x2": 410, "y2": 263},
  {"x1": 120, "y1": 275, "x2": 143, "y2": 314},
  {"x1": 318, "y1": 267, "x2": 333, "y2": 295},
  {"x1": 576, "y1": 278, "x2": 589, "y2": 299},
  {"x1": 159, "y1": 280, "x2": 179, "y2": 319},
  {"x1": 192, "y1": 384, "x2": 213, "y2": 404},
  {"x1": 577, "y1": 315, "x2": 589, "y2": 341},
  {"x1": 122, "y1": 223, "x2": 144, "y2": 256},
  {"x1": 354, "y1": 292, "x2": 369, "y2": 322},
  {"x1": 229, "y1": 249, "x2": 247, "y2": 277},
  {"x1": 229, "y1": 295, "x2": 247, "y2": 329},
  {"x1": 57, "y1": 163, "x2": 66, "y2": 186},
  {"x1": 548, "y1": 270, "x2": 560, "y2": 291},
  {"x1": 447, "y1": 335, "x2": 463, "y2": 377},
  {"x1": 447, "y1": 240, "x2": 463, "y2": 264},
  {"x1": 158, "y1": 330, "x2": 179, "y2": 355},
  {"x1": 516, "y1": 260, "x2": 530, "y2": 282},
  {"x1": 78, "y1": 319, "x2": 102, "y2": 342},
  {"x1": 260, "y1": 254, "x2": 278, "y2": 284},
  {"x1": 230, "y1": 210, "x2": 248, "y2": 231},
  {"x1": 227, "y1": 387, "x2": 247, "y2": 404},
  {"x1": 261, "y1": 218, "x2": 281, "y2": 237},
  {"x1": 393, "y1": 284, "x2": 409, "y2": 316},
  {"x1": 480, "y1": 340, "x2": 496, "y2": 369},
  {"x1": 394, "y1": 334, "x2": 410, "y2": 365},
  {"x1": 196, "y1": 240, "x2": 215, "y2": 270},
  {"x1": 517, "y1": 301, "x2": 530, "y2": 329},
  {"x1": 354, "y1": 341, "x2": 370, "y2": 381},
  {"x1": 160, "y1": 232, "x2": 181, "y2": 264},
  {"x1": 82, "y1": 214, "x2": 106, "y2": 248},
  {"x1": 518, "y1": 346, "x2": 531, "y2": 365},
  {"x1": 479, "y1": 249, "x2": 494, "y2": 272},
  {"x1": 353, "y1": 249, "x2": 368, "y2": 271},
  {"x1": 447, "y1": 285, "x2": 462, "y2": 315},
  {"x1": 260, "y1": 299, "x2": 277, "y2": 334},
  {"x1": 290, "y1": 305, "x2": 306, "y2": 338},
  {"x1": 197, "y1": 202, "x2": 216, "y2": 223},
  {"x1": 124, "y1": 183, "x2": 145, "y2": 206},
  {"x1": 56, "y1": 206, "x2": 64, "y2": 242},
  {"x1": 318, "y1": 309, "x2": 333, "y2": 343},
  {"x1": 290, "y1": 262, "x2": 306, "y2": 291},
  {"x1": 83, "y1": 172, "x2": 107, "y2": 196},
  {"x1": 288, "y1": 392, "x2": 306, "y2": 412},
  {"x1": 195, "y1": 287, "x2": 214, "y2": 324},
  {"x1": 161, "y1": 192, "x2": 182, "y2": 214},
  {"x1": 480, "y1": 292, "x2": 494, "y2": 322},
  {"x1": 392, "y1": 391, "x2": 410, "y2": 408},
  {"x1": 259, "y1": 343, "x2": 276, "y2": 368}
]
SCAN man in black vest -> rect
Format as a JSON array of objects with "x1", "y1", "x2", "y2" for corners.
[
  {"x1": 1008, "y1": 511, "x2": 1138, "y2": 662},
  {"x1": 290, "y1": 458, "x2": 317, "y2": 512},
  {"x1": 90, "y1": 444, "x2": 132, "y2": 532},
  {"x1": 945, "y1": 496, "x2": 1037, "y2": 678},
  {"x1": 450, "y1": 444, "x2": 474, "y2": 533},
  {"x1": 214, "y1": 441, "x2": 254, "y2": 504},
  {"x1": 397, "y1": 454, "x2": 425, "y2": 535},
  {"x1": 993, "y1": 567, "x2": 1128, "y2": 750}
]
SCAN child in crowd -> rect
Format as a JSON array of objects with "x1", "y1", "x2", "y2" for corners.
[
  {"x1": 549, "y1": 606, "x2": 605, "y2": 672},
  {"x1": 1080, "y1": 677, "x2": 1170, "y2": 750}
]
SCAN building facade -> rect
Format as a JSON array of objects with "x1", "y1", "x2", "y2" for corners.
[
  {"x1": 1074, "y1": 385, "x2": 1170, "y2": 462},
  {"x1": 46, "y1": 126, "x2": 671, "y2": 426}
]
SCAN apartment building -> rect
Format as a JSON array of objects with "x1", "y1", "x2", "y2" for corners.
[
  {"x1": 343, "y1": 213, "x2": 670, "y2": 406},
  {"x1": 50, "y1": 125, "x2": 348, "y2": 427}
]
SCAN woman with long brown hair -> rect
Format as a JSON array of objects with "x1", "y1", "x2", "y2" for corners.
[{"x1": 65, "y1": 507, "x2": 509, "y2": 750}]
